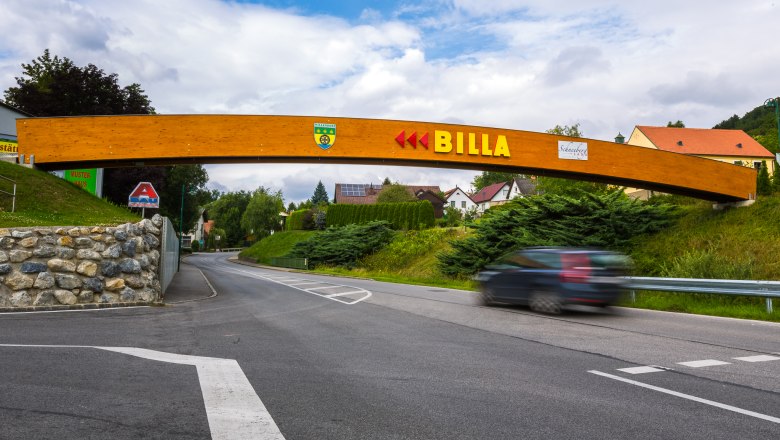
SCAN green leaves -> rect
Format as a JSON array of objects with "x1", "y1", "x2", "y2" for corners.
[{"x1": 437, "y1": 190, "x2": 679, "y2": 276}]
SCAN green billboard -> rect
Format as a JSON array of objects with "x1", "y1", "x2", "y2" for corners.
[{"x1": 62, "y1": 168, "x2": 102, "y2": 197}]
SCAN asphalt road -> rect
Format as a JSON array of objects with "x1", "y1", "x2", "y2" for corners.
[{"x1": 0, "y1": 252, "x2": 778, "y2": 439}]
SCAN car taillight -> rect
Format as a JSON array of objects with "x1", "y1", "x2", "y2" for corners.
[{"x1": 560, "y1": 253, "x2": 591, "y2": 283}]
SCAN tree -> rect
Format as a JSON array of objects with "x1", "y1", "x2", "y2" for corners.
[
  {"x1": 443, "y1": 205, "x2": 463, "y2": 227},
  {"x1": 207, "y1": 191, "x2": 251, "y2": 246},
  {"x1": 157, "y1": 165, "x2": 210, "y2": 232},
  {"x1": 241, "y1": 187, "x2": 285, "y2": 242},
  {"x1": 471, "y1": 171, "x2": 517, "y2": 192},
  {"x1": 4, "y1": 49, "x2": 187, "y2": 223},
  {"x1": 3, "y1": 49, "x2": 154, "y2": 115},
  {"x1": 757, "y1": 161, "x2": 772, "y2": 195},
  {"x1": 772, "y1": 165, "x2": 780, "y2": 193},
  {"x1": 383, "y1": 177, "x2": 392, "y2": 185},
  {"x1": 535, "y1": 124, "x2": 611, "y2": 196},
  {"x1": 377, "y1": 184, "x2": 417, "y2": 203},
  {"x1": 310, "y1": 181, "x2": 329, "y2": 205},
  {"x1": 287, "y1": 202, "x2": 297, "y2": 212},
  {"x1": 667, "y1": 120, "x2": 686, "y2": 128},
  {"x1": 714, "y1": 105, "x2": 778, "y2": 153}
]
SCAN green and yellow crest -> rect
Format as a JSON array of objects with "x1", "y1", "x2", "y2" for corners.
[{"x1": 314, "y1": 123, "x2": 336, "y2": 150}]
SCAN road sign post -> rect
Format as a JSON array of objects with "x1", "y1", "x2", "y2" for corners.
[{"x1": 128, "y1": 181, "x2": 160, "y2": 218}]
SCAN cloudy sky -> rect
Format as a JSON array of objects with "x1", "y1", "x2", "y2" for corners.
[{"x1": 1, "y1": 0, "x2": 777, "y2": 203}]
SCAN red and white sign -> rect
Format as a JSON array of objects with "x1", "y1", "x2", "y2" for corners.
[{"x1": 128, "y1": 181, "x2": 160, "y2": 208}]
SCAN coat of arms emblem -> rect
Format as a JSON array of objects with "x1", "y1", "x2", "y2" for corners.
[{"x1": 314, "y1": 123, "x2": 336, "y2": 150}]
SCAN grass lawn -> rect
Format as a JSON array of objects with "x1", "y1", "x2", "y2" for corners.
[{"x1": 0, "y1": 161, "x2": 139, "y2": 227}]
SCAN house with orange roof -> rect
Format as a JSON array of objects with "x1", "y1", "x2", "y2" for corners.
[{"x1": 625, "y1": 126, "x2": 775, "y2": 199}]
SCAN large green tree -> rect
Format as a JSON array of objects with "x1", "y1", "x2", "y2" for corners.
[
  {"x1": 3, "y1": 49, "x2": 211, "y2": 231},
  {"x1": 3, "y1": 49, "x2": 154, "y2": 115},
  {"x1": 207, "y1": 191, "x2": 252, "y2": 246},
  {"x1": 158, "y1": 165, "x2": 211, "y2": 233},
  {"x1": 377, "y1": 184, "x2": 417, "y2": 203},
  {"x1": 241, "y1": 187, "x2": 285, "y2": 241},
  {"x1": 471, "y1": 171, "x2": 517, "y2": 192},
  {"x1": 310, "y1": 181, "x2": 329, "y2": 205}
]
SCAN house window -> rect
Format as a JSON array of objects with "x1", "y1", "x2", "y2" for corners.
[
  {"x1": 754, "y1": 161, "x2": 762, "y2": 170},
  {"x1": 461, "y1": 201, "x2": 466, "y2": 208},
  {"x1": 450, "y1": 201, "x2": 455, "y2": 207},
  {"x1": 502, "y1": 189, "x2": 509, "y2": 198}
]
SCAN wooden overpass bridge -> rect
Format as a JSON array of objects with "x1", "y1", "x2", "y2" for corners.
[{"x1": 15, "y1": 115, "x2": 756, "y2": 202}]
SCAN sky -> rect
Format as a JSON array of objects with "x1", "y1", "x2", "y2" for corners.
[{"x1": 1, "y1": 0, "x2": 778, "y2": 204}]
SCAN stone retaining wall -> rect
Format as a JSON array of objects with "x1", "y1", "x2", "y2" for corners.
[{"x1": 0, "y1": 215, "x2": 164, "y2": 310}]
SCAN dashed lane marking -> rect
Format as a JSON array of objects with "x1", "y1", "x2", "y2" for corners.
[
  {"x1": 617, "y1": 366, "x2": 667, "y2": 374},
  {"x1": 589, "y1": 370, "x2": 780, "y2": 424},
  {"x1": 677, "y1": 359, "x2": 732, "y2": 368},
  {"x1": 733, "y1": 355, "x2": 780, "y2": 362}
]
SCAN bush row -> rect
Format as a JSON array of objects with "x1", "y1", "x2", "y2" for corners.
[{"x1": 326, "y1": 201, "x2": 435, "y2": 230}]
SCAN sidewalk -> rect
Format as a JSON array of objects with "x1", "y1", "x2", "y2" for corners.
[{"x1": 163, "y1": 260, "x2": 216, "y2": 303}]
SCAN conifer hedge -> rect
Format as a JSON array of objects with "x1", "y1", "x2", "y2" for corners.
[
  {"x1": 437, "y1": 191, "x2": 679, "y2": 277},
  {"x1": 326, "y1": 201, "x2": 435, "y2": 230},
  {"x1": 287, "y1": 221, "x2": 395, "y2": 268},
  {"x1": 286, "y1": 209, "x2": 308, "y2": 231}
]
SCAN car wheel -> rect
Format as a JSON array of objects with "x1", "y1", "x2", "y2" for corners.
[
  {"x1": 480, "y1": 288, "x2": 496, "y2": 306},
  {"x1": 529, "y1": 290, "x2": 562, "y2": 314}
]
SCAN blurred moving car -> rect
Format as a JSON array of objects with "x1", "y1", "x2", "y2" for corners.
[{"x1": 474, "y1": 247, "x2": 632, "y2": 314}]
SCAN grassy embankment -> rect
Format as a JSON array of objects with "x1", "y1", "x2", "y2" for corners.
[
  {"x1": 627, "y1": 195, "x2": 780, "y2": 321},
  {"x1": 239, "y1": 230, "x2": 317, "y2": 265},
  {"x1": 0, "y1": 161, "x2": 139, "y2": 227},
  {"x1": 242, "y1": 195, "x2": 780, "y2": 321},
  {"x1": 241, "y1": 227, "x2": 474, "y2": 290}
]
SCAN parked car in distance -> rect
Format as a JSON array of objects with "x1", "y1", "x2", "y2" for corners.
[{"x1": 474, "y1": 247, "x2": 632, "y2": 314}]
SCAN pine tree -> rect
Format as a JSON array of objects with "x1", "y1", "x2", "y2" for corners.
[
  {"x1": 757, "y1": 162, "x2": 772, "y2": 195},
  {"x1": 311, "y1": 181, "x2": 329, "y2": 206}
]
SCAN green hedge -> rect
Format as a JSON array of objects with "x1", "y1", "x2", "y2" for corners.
[
  {"x1": 326, "y1": 201, "x2": 435, "y2": 230},
  {"x1": 286, "y1": 209, "x2": 308, "y2": 231}
]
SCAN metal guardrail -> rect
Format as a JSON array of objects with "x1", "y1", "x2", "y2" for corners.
[
  {"x1": 0, "y1": 174, "x2": 16, "y2": 213},
  {"x1": 214, "y1": 247, "x2": 244, "y2": 252},
  {"x1": 624, "y1": 276, "x2": 779, "y2": 313},
  {"x1": 270, "y1": 257, "x2": 309, "y2": 270},
  {"x1": 159, "y1": 217, "x2": 179, "y2": 298}
]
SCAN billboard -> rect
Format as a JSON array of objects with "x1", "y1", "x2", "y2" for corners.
[
  {"x1": 62, "y1": 168, "x2": 103, "y2": 197},
  {"x1": 0, "y1": 139, "x2": 17, "y2": 153}
]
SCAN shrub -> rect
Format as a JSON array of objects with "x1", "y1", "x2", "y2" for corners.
[
  {"x1": 326, "y1": 201, "x2": 435, "y2": 230},
  {"x1": 287, "y1": 221, "x2": 395, "y2": 268},
  {"x1": 191, "y1": 240, "x2": 200, "y2": 252},
  {"x1": 437, "y1": 190, "x2": 679, "y2": 277}
]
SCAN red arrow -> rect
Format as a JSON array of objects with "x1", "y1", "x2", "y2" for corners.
[
  {"x1": 419, "y1": 132, "x2": 429, "y2": 149},
  {"x1": 395, "y1": 131, "x2": 405, "y2": 147},
  {"x1": 407, "y1": 132, "x2": 417, "y2": 148}
]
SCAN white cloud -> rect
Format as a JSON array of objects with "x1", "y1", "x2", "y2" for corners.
[{"x1": 1, "y1": 0, "x2": 778, "y2": 199}]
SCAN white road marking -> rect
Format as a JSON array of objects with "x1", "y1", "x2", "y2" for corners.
[
  {"x1": 734, "y1": 355, "x2": 780, "y2": 363},
  {"x1": 305, "y1": 285, "x2": 347, "y2": 291},
  {"x1": 589, "y1": 370, "x2": 780, "y2": 424},
  {"x1": 677, "y1": 359, "x2": 731, "y2": 368},
  {"x1": 325, "y1": 291, "x2": 365, "y2": 298},
  {"x1": 210, "y1": 265, "x2": 372, "y2": 305},
  {"x1": 286, "y1": 282, "x2": 322, "y2": 286},
  {"x1": 618, "y1": 366, "x2": 666, "y2": 374},
  {"x1": 1, "y1": 344, "x2": 285, "y2": 440}
]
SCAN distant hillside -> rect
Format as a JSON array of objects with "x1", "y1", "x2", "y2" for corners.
[
  {"x1": 714, "y1": 104, "x2": 778, "y2": 152},
  {"x1": 0, "y1": 161, "x2": 139, "y2": 227}
]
